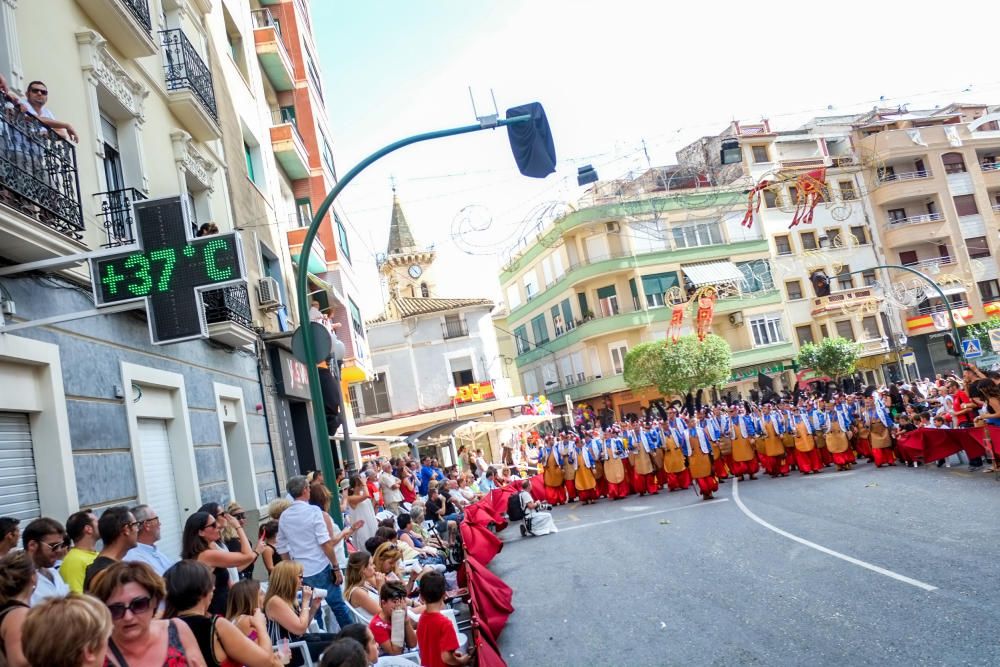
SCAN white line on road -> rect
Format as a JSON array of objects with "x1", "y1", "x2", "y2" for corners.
[
  {"x1": 731, "y1": 478, "x2": 938, "y2": 592},
  {"x1": 558, "y1": 498, "x2": 728, "y2": 532}
]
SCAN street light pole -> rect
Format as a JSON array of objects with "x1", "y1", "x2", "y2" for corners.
[{"x1": 294, "y1": 114, "x2": 534, "y2": 525}]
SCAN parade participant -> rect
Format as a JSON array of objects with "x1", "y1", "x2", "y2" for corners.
[
  {"x1": 779, "y1": 403, "x2": 798, "y2": 471},
  {"x1": 540, "y1": 435, "x2": 566, "y2": 506},
  {"x1": 559, "y1": 435, "x2": 579, "y2": 502},
  {"x1": 853, "y1": 409, "x2": 873, "y2": 462},
  {"x1": 575, "y1": 436, "x2": 599, "y2": 505},
  {"x1": 825, "y1": 402, "x2": 856, "y2": 471},
  {"x1": 869, "y1": 395, "x2": 897, "y2": 467},
  {"x1": 707, "y1": 407, "x2": 731, "y2": 480},
  {"x1": 602, "y1": 429, "x2": 631, "y2": 500},
  {"x1": 812, "y1": 402, "x2": 833, "y2": 467},
  {"x1": 683, "y1": 416, "x2": 718, "y2": 501},
  {"x1": 729, "y1": 405, "x2": 759, "y2": 481},
  {"x1": 791, "y1": 407, "x2": 821, "y2": 474},
  {"x1": 588, "y1": 429, "x2": 609, "y2": 499},
  {"x1": 633, "y1": 421, "x2": 660, "y2": 495},
  {"x1": 758, "y1": 404, "x2": 789, "y2": 477},
  {"x1": 660, "y1": 420, "x2": 692, "y2": 491}
]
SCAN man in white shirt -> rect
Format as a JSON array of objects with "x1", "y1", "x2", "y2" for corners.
[
  {"x1": 124, "y1": 504, "x2": 178, "y2": 577},
  {"x1": 379, "y1": 461, "x2": 404, "y2": 515},
  {"x1": 277, "y1": 475, "x2": 357, "y2": 630},
  {"x1": 19, "y1": 80, "x2": 78, "y2": 142},
  {"x1": 23, "y1": 517, "x2": 70, "y2": 606}
]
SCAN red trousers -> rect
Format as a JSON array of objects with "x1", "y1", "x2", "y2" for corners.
[
  {"x1": 759, "y1": 454, "x2": 789, "y2": 477},
  {"x1": 730, "y1": 458, "x2": 759, "y2": 477},
  {"x1": 785, "y1": 447, "x2": 798, "y2": 470},
  {"x1": 606, "y1": 480, "x2": 631, "y2": 499},
  {"x1": 545, "y1": 485, "x2": 565, "y2": 506},
  {"x1": 694, "y1": 475, "x2": 718, "y2": 499},
  {"x1": 666, "y1": 469, "x2": 692, "y2": 491},
  {"x1": 713, "y1": 457, "x2": 729, "y2": 479},
  {"x1": 872, "y1": 447, "x2": 896, "y2": 467},
  {"x1": 855, "y1": 438, "x2": 873, "y2": 459},
  {"x1": 818, "y1": 447, "x2": 833, "y2": 465},
  {"x1": 832, "y1": 450, "x2": 856, "y2": 467},
  {"x1": 564, "y1": 479, "x2": 577, "y2": 501},
  {"x1": 655, "y1": 467, "x2": 671, "y2": 488},
  {"x1": 578, "y1": 487, "x2": 599, "y2": 502},
  {"x1": 794, "y1": 448, "x2": 822, "y2": 474},
  {"x1": 595, "y1": 477, "x2": 609, "y2": 498},
  {"x1": 635, "y1": 473, "x2": 659, "y2": 495}
]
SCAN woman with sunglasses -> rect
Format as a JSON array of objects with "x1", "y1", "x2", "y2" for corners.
[
  {"x1": 342, "y1": 551, "x2": 384, "y2": 621},
  {"x1": 221, "y1": 503, "x2": 256, "y2": 581},
  {"x1": 88, "y1": 561, "x2": 205, "y2": 667},
  {"x1": 0, "y1": 551, "x2": 35, "y2": 667},
  {"x1": 263, "y1": 561, "x2": 335, "y2": 666},
  {"x1": 164, "y1": 560, "x2": 277, "y2": 667},
  {"x1": 181, "y1": 512, "x2": 260, "y2": 616}
]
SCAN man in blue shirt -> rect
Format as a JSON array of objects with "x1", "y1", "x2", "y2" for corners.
[
  {"x1": 419, "y1": 456, "x2": 439, "y2": 496},
  {"x1": 124, "y1": 504, "x2": 178, "y2": 577}
]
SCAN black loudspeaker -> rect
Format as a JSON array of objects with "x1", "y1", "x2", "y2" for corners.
[
  {"x1": 577, "y1": 164, "x2": 598, "y2": 186},
  {"x1": 506, "y1": 102, "x2": 557, "y2": 178}
]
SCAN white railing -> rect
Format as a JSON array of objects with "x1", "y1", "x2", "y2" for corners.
[
  {"x1": 901, "y1": 256, "x2": 954, "y2": 272},
  {"x1": 992, "y1": 203, "x2": 1000, "y2": 212},
  {"x1": 980, "y1": 161, "x2": 1000, "y2": 172},
  {"x1": 878, "y1": 169, "x2": 930, "y2": 183},
  {"x1": 888, "y1": 212, "x2": 943, "y2": 226}
]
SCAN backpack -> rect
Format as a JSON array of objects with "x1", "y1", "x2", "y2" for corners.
[{"x1": 506, "y1": 492, "x2": 525, "y2": 521}]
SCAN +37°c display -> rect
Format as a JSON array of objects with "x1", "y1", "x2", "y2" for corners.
[{"x1": 90, "y1": 196, "x2": 246, "y2": 345}]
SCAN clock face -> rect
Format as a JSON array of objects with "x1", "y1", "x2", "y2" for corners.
[{"x1": 408, "y1": 264, "x2": 423, "y2": 279}]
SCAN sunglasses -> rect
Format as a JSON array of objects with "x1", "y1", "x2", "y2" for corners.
[
  {"x1": 28, "y1": 88, "x2": 47, "y2": 95},
  {"x1": 42, "y1": 540, "x2": 67, "y2": 551},
  {"x1": 231, "y1": 512, "x2": 246, "y2": 520},
  {"x1": 106, "y1": 596, "x2": 152, "y2": 620}
]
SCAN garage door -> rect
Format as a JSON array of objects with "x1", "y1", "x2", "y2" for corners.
[
  {"x1": 0, "y1": 413, "x2": 41, "y2": 521},
  {"x1": 137, "y1": 419, "x2": 183, "y2": 560}
]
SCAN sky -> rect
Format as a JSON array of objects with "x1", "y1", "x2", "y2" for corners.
[{"x1": 311, "y1": 0, "x2": 1000, "y2": 318}]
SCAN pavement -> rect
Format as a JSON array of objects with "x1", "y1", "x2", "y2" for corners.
[{"x1": 493, "y1": 461, "x2": 1000, "y2": 666}]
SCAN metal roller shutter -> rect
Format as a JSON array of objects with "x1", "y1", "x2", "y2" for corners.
[
  {"x1": 0, "y1": 413, "x2": 41, "y2": 521},
  {"x1": 137, "y1": 419, "x2": 183, "y2": 560}
]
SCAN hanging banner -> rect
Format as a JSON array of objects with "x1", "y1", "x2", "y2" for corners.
[{"x1": 668, "y1": 304, "x2": 685, "y2": 342}]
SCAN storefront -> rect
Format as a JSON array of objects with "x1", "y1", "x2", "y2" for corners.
[{"x1": 268, "y1": 344, "x2": 318, "y2": 479}]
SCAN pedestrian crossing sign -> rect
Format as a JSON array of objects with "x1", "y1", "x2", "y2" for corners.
[
  {"x1": 990, "y1": 329, "x2": 1000, "y2": 353},
  {"x1": 961, "y1": 338, "x2": 983, "y2": 358}
]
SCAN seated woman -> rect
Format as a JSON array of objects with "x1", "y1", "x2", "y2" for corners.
[
  {"x1": 393, "y1": 515, "x2": 446, "y2": 570},
  {"x1": 371, "y1": 543, "x2": 428, "y2": 610},
  {"x1": 263, "y1": 561, "x2": 335, "y2": 666},
  {"x1": 0, "y1": 551, "x2": 35, "y2": 667},
  {"x1": 406, "y1": 507, "x2": 448, "y2": 555},
  {"x1": 164, "y1": 559, "x2": 276, "y2": 667},
  {"x1": 226, "y1": 579, "x2": 267, "y2": 642},
  {"x1": 88, "y1": 561, "x2": 205, "y2": 666},
  {"x1": 343, "y1": 551, "x2": 384, "y2": 622}
]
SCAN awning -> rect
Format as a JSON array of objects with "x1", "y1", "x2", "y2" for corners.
[{"x1": 682, "y1": 261, "x2": 744, "y2": 286}]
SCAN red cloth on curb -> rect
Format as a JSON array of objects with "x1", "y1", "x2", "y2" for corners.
[
  {"x1": 465, "y1": 555, "x2": 514, "y2": 641},
  {"x1": 460, "y1": 520, "x2": 503, "y2": 565},
  {"x1": 897, "y1": 426, "x2": 993, "y2": 462},
  {"x1": 528, "y1": 474, "x2": 546, "y2": 502},
  {"x1": 472, "y1": 622, "x2": 507, "y2": 667}
]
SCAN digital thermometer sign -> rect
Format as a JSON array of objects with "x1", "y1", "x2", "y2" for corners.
[{"x1": 90, "y1": 196, "x2": 246, "y2": 345}]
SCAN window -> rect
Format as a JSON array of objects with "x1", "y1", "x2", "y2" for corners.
[
  {"x1": 597, "y1": 284, "x2": 619, "y2": 316},
  {"x1": 550, "y1": 304, "x2": 565, "y2": 336},
  {"x1": 861, "y1": 315, "x2": 879, "y2": 340},
  {"x1": 849, "y1": 226, "x2": 868, "y2": 245},
  {"x1": 785, "y1": 280, "x2": 803, "y2": 300},
  {"x1": 506, "y1": 284, "x2": 522, "y2": 310},
  {"x1": 630, "y1": 219, "x2": 669, "y2": 254},
  {"x1": 560, "y1": 299, "x2": 575, "y2": 331},
  {"x1": 788, "y1": 186, "x2": 799, "y2": 203},
  {"x1": 571, "y1": 351, "x2": 586, "y2": 383},
  {"x1": 523, "y1": 272, "x2": 539, "y2": 299},
  {"x1": 954, "y1": 194, "x2": 979, "y2": 217},
  {"x1": 819, "y1": 232, "x2": 834, "y2": 248},
  {"x1": 530, "y1": 314, "x2": 549, "y2": 345},
  {"x1": 738, "y1": 260, "x2": 774, "y2": 292},
  {"x1": 861, "y1": 269, "x2": 877, "y2": 286},
  {"x1": 966, "y1": 236, "x2": 991, "y2": 259},
  {"x1": 899, "y1": 250, "x2": 918, "y2": 266},
  {"x1": 836, "y1": 265, "x2": 853, "y2": 290},
  {"x1": 795, "y1": 325, "x2": 814, "y2": 346},
  {"x1": 671, "y1": 221, "x2": 722, "y2": 249},
  {"x1": 551, "y1": 252, "x2": 564, "y2": 278},
  {"x1": 720, "y1": 141, "x2": 741, "y2": 164},
  {"x1": 295, "y1": 199, "x2": 312, "y2": 228},
  {"x1": 751, "y1": 145, "x2": 770, "y2": 163},
  {"x1": 835, "y1": 320, "x2": 854, "y2": 340},
  {"x1": 578, "y1": 293, "x2": 590, "y2": 318},
  {"x1": 320, "y1": 134, "x2": 336, "y2": 178},
  {"x1": 334, "y1": 213, "x2": 351, "y2": 263},
  {"x1": 820, "y1": 324, "x2": 829, "y2": 337},
  {"x1": 641, "y1": 272, "x2": 678, "y2": 308},
  {"x1": 887, "y1": 208, "x2": 907, "y2": 223},
  {"x1": 450, "y1": 357, "x2": 475, "y2": 388},
  {"x1": 243, "y1": 142, "x2": 257, "y2": 183},
  {"x1": 278, "y1": 105, "x2": 297, "y2": 125},
  {"x1": 305, "y1": 51, "x2": 324, "y2": 101},
  {"x1": 348, "y1": 298, "x2": 364, "y2": 339},
  {"x1": 749, "y1": 313, "x2": 785, "y2": 347},
  {"x1": 541, "y1": 256, "x2": 554, "y2": 286},
  {"x1": 443, "y1": 314, "x2": 464, "y2": 339},
  {"x1": 839, "y1": 180, "x2": 857, "y2": 200},
  {"x1": 800, "y1": 231, "x2": 817, "y2": 250},
  {"x1": 942, "y1": 152, "x2": 966, "y2": 174},
  {"x1": 774, "y1": 235, "x2": 792, "y2": 255},
  {"x1": 356, "y1": 372, "x2": 391, "y2": 416},
  {"x1": 978, "y1": 279, "x2": 1000, "y2": 302},
  {"x1": 420, "y1": 282, "x2": 429, "y2": 297},
  {"x1": 521, "y1": 369, "x2": 539, "y2": 395},
  {"x1": 609, "y1": 341, "x2": 628, "y2": 375},
  {"x1": 513, "y1": 325, "x2": 530, "y2": 354},
  {"x1": 763, "y1": 189, "x2": 778, "y2": 208}
]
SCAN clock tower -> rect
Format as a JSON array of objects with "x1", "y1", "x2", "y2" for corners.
[{"x1": 379, "y1": 191, "x2": 436, "y2": 300}]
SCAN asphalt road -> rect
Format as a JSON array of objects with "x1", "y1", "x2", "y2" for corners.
[{"x1": 493, "y1": 461, "x2": 1000, "y2": 667}]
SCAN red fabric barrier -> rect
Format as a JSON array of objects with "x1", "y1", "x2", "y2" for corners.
[
  {"x1": 460, "y1": 520, "x2": 503, "y2": 565},
  {"x1": 472, "y1": 621, "x2": 507, "y2": 667},
  {"x1": 463, "y1": 503, "x2": 500, "y2": 529},
  {"x1": 897, "y1": 426, "x2": 996, "y2": 462},
  {"x1": 528, "y1": 474, "x2": 547, "y2": 502},
  {"x1": 465, "y1": 555, "x2": 514, "y2": 641}
]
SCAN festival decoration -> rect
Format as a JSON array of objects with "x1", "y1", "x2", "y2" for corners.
[
  {"x1": 695, "y1": 292, "x2": 716, "y2": 341},
  {"x1": 668, "y1": 304, "x2": 685, "y2": 343},
  {"x1": 789, "y1": 168, "x2": 827, "y2": 227}
]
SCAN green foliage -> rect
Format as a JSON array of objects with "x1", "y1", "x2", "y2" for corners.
[
  {"x1": 965, "y1": 315, "x2": 1000, "y2": 350},
  {"x1": 796, "y1": 336, "x2": 862, "y2": 380},
  {"x1": 623, "y1": 334, "x2": 732, "y2": 396}
]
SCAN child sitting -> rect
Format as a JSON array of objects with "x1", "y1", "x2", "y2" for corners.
[{"x1": 416, "y1": 571, "x2": 471, "y2": 667}]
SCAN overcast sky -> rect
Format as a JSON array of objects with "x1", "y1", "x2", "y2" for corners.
[{"x1": 312, "y1": 0, "x2": 1000, "y2": 317}]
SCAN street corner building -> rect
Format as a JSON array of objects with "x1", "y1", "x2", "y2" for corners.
[{"x1": 0, "y1": 0, "x2": 371, "y2": 552}]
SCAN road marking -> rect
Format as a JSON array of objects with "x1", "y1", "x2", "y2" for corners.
[
  {"x1": 731, "y1": 478, "x2": 938, "y2": 592},
  {"x1": 558, "y1": 498, "x2": 728, "y2": 532},
  {"x1": 809, "y1": 471, "x2": 856, "y2": 480}
]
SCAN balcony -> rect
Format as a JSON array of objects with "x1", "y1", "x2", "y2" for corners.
[
  {"x1": 888, "y1": 212, "x2": 943, "y2": 227},
  {"x1": 95, "y1": 187, "x2": 146, "y2": 247},
  {"x1": 160, "y1": 29, "x2": 220, "y2": 141},
  {"x1": 982, "y1": 161, "x2": 1000, "y2": 173},
  {"x1": 858, "y1": 338, "x2": 890, "y2": 356},
  {"x1": 900, "y1": 256, "x2": 955, "y2": 273},
  {"x1": 441, "y1": 320, "x2": 469, "y2": 340},
  {"x1": 203, "y1": 284, "x2": 257, "y2": 347},
  {"x1": 252, "y1": 9, "x2": 295, "y2": 92},
  {"x1": 76, "y1": 0, "x2": 156, "y2": 58},
  {"x1": 810, "y1": 287, "x2": 878, "y2": 317},
  {"x1": 270, "y1": 110, "x2": 310, "y2": 179},
  {"x1": 0, "y1": 108, "x2": 85, "y2": 262}
]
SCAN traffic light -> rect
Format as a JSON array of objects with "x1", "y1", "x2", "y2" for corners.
[
  {"x1": 944, "y1": 333, "x2": 960, "y2": 357},
  {"x1": 809, "y1": 270, "x2": 831, "y2": 297}
]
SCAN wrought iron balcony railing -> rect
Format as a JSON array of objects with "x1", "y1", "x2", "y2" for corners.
[
  {"x1": 96, "y1": 187, "x2": 146, "y2": 247},
  {"x1": 0, "y1": 104, "x2": 83, "y2": 238},
  {"x1": 442, "y1": 320, "x2": 469, "y2": 339},
  {"x1": 160, "y1": 29, "x2": 218, "y2": 120},
  {"x1": 120, "y1": 0, "x2": 152, "y2": 32},
  {"x1": 203, "y1": 283, "x2": 254, "y2": 330}
]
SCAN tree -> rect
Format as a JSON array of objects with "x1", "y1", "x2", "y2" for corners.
[
  {"x1": 796, "y1": 336, "x2": 861, "y2": 380},
  {"x1": 965, "y1": 315, "x2": 1000, "y2": 351},
  {"x1": 623, "y1": 334, "x2": 733, "y2": 397}
]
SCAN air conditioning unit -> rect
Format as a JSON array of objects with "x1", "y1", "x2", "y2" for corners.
[
  {"x1": 728, "y1": 312, "x2": 744, "y2": 327},
  {"x1": 605, "y1": 221, "x2": 620, "y2": 233},
  {"x1": 256, "y1": 277, "x2": 281, "y2": 309}
]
